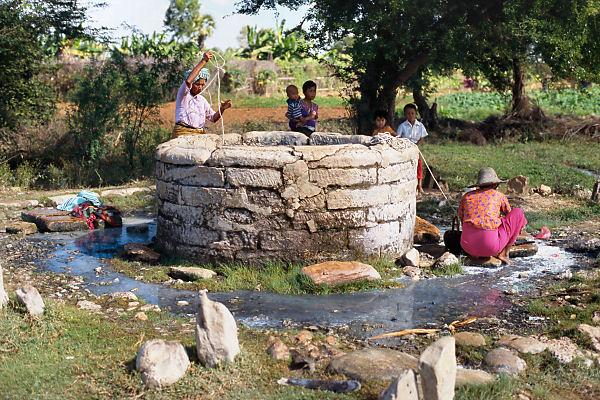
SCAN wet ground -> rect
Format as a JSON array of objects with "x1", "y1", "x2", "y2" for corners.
[{"x1": 24, "y1": 218, "x2": 592, "y2": 339}]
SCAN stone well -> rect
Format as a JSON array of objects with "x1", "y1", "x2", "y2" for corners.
[{"x1": 155, "y1": 131, "x2": 419, "y2": 264}]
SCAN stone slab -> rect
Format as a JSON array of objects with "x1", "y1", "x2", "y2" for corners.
[
  {"x1": 21, "y1": 208, "x2": 89, "y2": 232},
  {"x1": 301, "y1": 261, "x2": 381, "y2": 286}
]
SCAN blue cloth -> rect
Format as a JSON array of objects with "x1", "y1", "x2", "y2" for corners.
[{"x1": 57, "y1": 190, "x2": 102, "y2": 211}]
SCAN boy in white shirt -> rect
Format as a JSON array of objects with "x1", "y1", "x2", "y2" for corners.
[{"x1": 397, "y1": 103, "x2": 428, "y2": 194}]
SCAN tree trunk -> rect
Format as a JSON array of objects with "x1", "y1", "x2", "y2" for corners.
[
  {"x1": 511, "y1": 58, "x2": 530, "y2": 115},
  {"x1": 412, "y1": 86, "x2": 438, "y2": 130}
]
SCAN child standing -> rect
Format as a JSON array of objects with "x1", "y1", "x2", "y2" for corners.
[
  {"x1": 397, "y1": 103, "x2": 428, "y2": 194},
  {"x1": 294, "y1": 80, "x2": 318, "y2": 136},
  {"x1": 371, "y1": 110, "x2": 396, "y2": 136},
  {"x1": 285, "y1": 85, "x2": 302, "y2": 131}
]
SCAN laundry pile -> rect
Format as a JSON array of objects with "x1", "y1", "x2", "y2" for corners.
[{"x1": 57, "y1": 191, "x2": 122, "y2": 230}]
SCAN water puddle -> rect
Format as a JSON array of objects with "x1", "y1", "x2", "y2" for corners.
[{"x1": 28, "y1": 218, "x2": 589, "y2": 338}]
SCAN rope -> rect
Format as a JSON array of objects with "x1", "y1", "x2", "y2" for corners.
[
  {"x1": 417, "y1": 147, "x2": 457, "y2": 213},
  {"x1": 197, "y1": 50, "x2": 228, "y2": 145}
]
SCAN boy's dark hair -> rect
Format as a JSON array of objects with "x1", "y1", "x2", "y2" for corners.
[
  {"x1": 302, "y1": 80, "x2": 317, "y2": 93},
  {"x1": 403, "y1": 103, "x2": 418, "y2": 113},
  {"x1": 373, "y1": 110, "x2": 388, "y2": 120}
]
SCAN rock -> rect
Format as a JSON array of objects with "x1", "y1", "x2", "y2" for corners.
[
  {"x1": 100, "y1": 187, "x2": 151, "y2": 197},
  {"x1": 136, "y1": 339, "x2": 190, "y2": 388},
  {"x1": 110, "y1": 292, "x2": 138, "y2": 301},
  {"x1": 592, "y1": 312, "x2": 600, "y2": 324},
  {"x1": 567, "y1": 237, "x2": 600, "y2": 254},
  {"x1": 290, "y1": 349, "x2": 316, "y2": 371},
  {"x1": 0, "y1": 263, "x2": 8, "y2": 309},
  {"x1": 77, "y1": 300, "x2": 102, "y2": 311},
  {"x1": 455, "y1": 368, "x2": 494, "y2": 386},
  {"x1": 0, "y1": 199, "x2": 39, "y2": 209},
  {"x1": 295, "y1": 330, "x2": 313, "y2": 343},
  {"x1": 507, "y1": 176, "x2": 529, "y2": 195},
  {"x1": 403, "y1": 266, "x2": 421, "y2": 280},
  {"x1": 509, "y1": 243, "x2": 538, "y2": 258},
  {"x1": 435, "y1": 252, "x2": 460, "y2": 269},
  {"x1": 417, "y1": 244, "x2": 448, "y2": 259},
  {"x1": 379, "y1": 369, "x2": 419, "y2": 400},
  {"x1": 464, "y1": 257, "x2": 502, "y2": 267},
  {"x1": 419, "y1": 336, "x2": 456, "y2": 400},
  {"x1": 168, "y1": 266, "x2": 217, "y2": 281},
  {"x1": 578, "y1": 324, "x2": 600, "y2": 352},
  {"x1": 400, "y1": 248, "x2": 420, "y2": 267},
  {"x1": 140, "y1": 304, "x2": 161, "y2": 312},
  {"x1": 328, "y1": 348, "x2": 418, "y2": 382},
  {"x1": 454, "y1": 332, "x2": 486, "y2": 347},
  {"x1": 497, "y1": 335, "x2": 547, "y2": 354},
  {"x1": 243, "y1": 131, "x2": 309, "y2": 146},
  {"x1": 301, "y1": 261, "x2": 381, "y2": 286},
  {"x1": 419, "y1": 253, "x2": 437, "y2": 268},
  {"x1": 126, "y1": 224, "x2": 150, "y2": 234},
  {"x1": 557, "y1": 269, "x2": 573, "y2": 280},
  {"x1": 484, "y1": 348, "x2": 527, "y2": 375},
  {"x1": 122, "y1": 243, "x2": 160, "y2": 264},
  {"x1": 278, "y1": 377, "x2": 361, "y2": 393},
  {"x1": 177, "y1": 300, "x2": 189, "y2": 306},
  {"x1": 135, "y1": 312, "x2": 149, "y2": 321},
  {"x1": 309, "y1": 132, "x2": 372, "y2": 146},
  {"x1": 539, "y1": 336, "x2": 587, "y2": 364},
  {"x1": 195, "y1": 290, "x2": 240, "y2": 367},
  {"x1": 537, "y1": 185, "x2": 552, "y2": 196},
  {"x1": 267, "y1": 338, "x2": 290, "y2": 361},
  {"x1": 15, "y1": 285, "x2": 45, "y2": 317},
  {"x1": 21, "y1": 208, "x2": 88, "y2": 232},
  {"x1": 5, "y1": 221, "x2": 38, "y2": 235},
  {"x1": 414, "y1": 216, "x2": 442, "y2": 244}
]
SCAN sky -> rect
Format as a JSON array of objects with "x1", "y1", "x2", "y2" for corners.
[{"x1": 88, "y1": 0, "x2": 308, "y2": 49}]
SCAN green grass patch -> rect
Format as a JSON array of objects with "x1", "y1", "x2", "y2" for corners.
[
  {"x1": 431, "y1": 262, "x2": 464, "y2": 277},
  {"x1": 525, "y1": 202, "x2": 600, "y2": 231},
  {"x1": 422, "y1": 141, "x2": 600, "y2": 192},
  {"x1": 103, "y1": 190, "x2": 157, "y2": 214},
  {"x1": 231, "y1": 95, "x2": 347, "y2": 109},
  {"x1": 110, "y1": 257, "x2": 404, "y2": 296}
]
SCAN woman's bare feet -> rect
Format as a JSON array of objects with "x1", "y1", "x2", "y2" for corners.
[{"x1": 497, "y1": 248, "x2": 511, "y2": 265}]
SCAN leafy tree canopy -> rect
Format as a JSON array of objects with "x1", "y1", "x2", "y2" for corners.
[{"x1": 164, "y1": 0, "x2": 215, "y2": 49}]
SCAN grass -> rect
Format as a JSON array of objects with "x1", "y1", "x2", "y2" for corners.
[
  {"x1": 109, "y1": 257, "x2": 404, "y2": 296},
  {"x1": 525, "y1": 202, "x2": 600, "y2": 231},
  {"x1": 432, "y1": 261, "x2": 464, "y2": 277},
  {"x1": 231, "y1": 95, "x2": 348, "y2": 109}
]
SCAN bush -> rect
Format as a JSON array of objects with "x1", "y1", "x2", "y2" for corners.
[{"x1": 222, "y1": 68, "x2": 247, "y2": 93}]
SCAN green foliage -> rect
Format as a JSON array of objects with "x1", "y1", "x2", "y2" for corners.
[
  {"x1": 164, "y1": 0, "x2": 215, "y2": 48},
  {"x1": 238, "y1": 21, "x2": 308, "y2": 61},
  {"x1": 526, "y1": 202, "x2": 600, "y2": 232},
  {"x1": 222, "y1": 68, "x2": 247, "y2": 93}
]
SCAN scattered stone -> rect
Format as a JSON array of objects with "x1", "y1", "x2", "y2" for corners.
[
  {"x1": 578, "y1": 324, "x2": 600, "y2": 352},
  {"x1": 110, "y1": 292, "x2": 138, "y2": 301},
  {"x1": 484, "y1": 348, "x2": 527, "y2": 375},
  {"x1": 454, "y1": 332, "x2": 486, "y2": 347},
  {"x1": 419, "y1": 252, "x2": 437, "y2": 268},
  {"x1": 140, "y1": 304, "x2": 161, "y2": 312},
  {"x1": 414, "y1": 216, "x2": 442, "y2": 244},
  {"x1": 122, "y1": 243, "x2": 160, "y2": 264},
  {"x1": 400, "y1": 248, "x2": 420, "y2": 267},
  {"x1": 195, "y1": 290, "x2": 240, "y2": 367},
  {"x1": 278, "y1": 377, "x2": 361, "y2": 393},
  {"x1": 509, "y1": 243, "x2": 538, "y2": 258},
  {"x1": 48, "y1": 194, "x2": 78, "y2": 207},
  {"x1": 567, "y1": 237, "x2": 600, "y2": 254},
  {"x1": 507, "y1": 175, "x2": 529, "y2": 195},
  {"x1": 76, "y1": 300, "x2": 102, "y2": 312},
  {"x1": 5, "y1": 221, "x2": 38, "y2": 235},
  {"x1": 455, "y1": 368, "x2": 494, "y2": 386},
  {"x1": 464, "y1": 256, "x2": 502, "y2": 268},
  {"x1": 537, "y1": 185, "x2": 552, "y2": 196},
  {"x1": 419, "y1": 336, "x2": 456, "y2": 400},
  {"x1": 539, "y1": 336, "x2": 587, "y2": 364},
  {"x1": 592, "y1": 312, "x2": 600, "y2": 324},
  {"x1": 136, "y1": 339, "x2": 190, "y2": 388},
  {"x1": 403, "y1": 266, "x2": 421, "y2": 280},
  {"x1": 379, "y1": 369, "x2": 419, "y2": 400},
  {"x1": 572, "y1": 185, "x2": 593, "y2": 200},
  {"x1": 295, "y1": 330, "x2": 313, "y2": 343},
  {"x1": 556, "y1": 269, "x2": 573, "y2": 280},
  {"x1": 301, "y1": 261, "x2": 381, "y2": 286},
  {"x1": 290, "y1": 349, "x2": 316, "y2": 371},
  {"x1": 326, "y1": 336, "x2": 337, "y2": 346},
  {"x1": 15, "y1": 285, "x2": 45, "y2": 317},
  {"x1": 135, "y1": 312, "x2": 149, "y2": 321},
  {"x1": 168, "y1": 266, "x2": 217, "y2": 281},
  {"x1": 126, "y1": 224, "x2": 150, "y2": 234},
  {"x1": 435, "y1": 252, "x2": 460, "y2": 269},
  {"x1": 267, "y1": 338, "x2": 290, "y2": 361},
  {"x1": 498, "y1": 335, "x2": 547, "y2": 354},
  {"x1": 328, "y1": 348, "x2": 418, "y2": 382},
  {"x1": 177, "y1": 300, "x2": 189, "y2": 307}
]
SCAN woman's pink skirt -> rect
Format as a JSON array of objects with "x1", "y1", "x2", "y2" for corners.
[{"x1": 460, "y1": 208, "x2": 527, "y2": 258}]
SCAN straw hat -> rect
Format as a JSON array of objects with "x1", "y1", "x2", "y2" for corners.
[{"x1": 468, "y1": 167, "x2": 507, "y2": 188}]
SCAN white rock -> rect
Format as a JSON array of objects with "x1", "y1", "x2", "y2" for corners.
[
  {"x1": 577, "y1": 324, "x2": 600, "y2": 352},
  {"x1": 177, "y1": 300, "x2": 189, "y2": 306},
  {"x1": 484, "y1": 348, "x2": 527, "y2": 375},
  {"x1": 0, "y1": 262, "x2": 8, "y2": 309},
  {"x1": 401, "y1": 248, "x2": 420, "y2": 267},
  {"x1": 15, "y1": 285, "x2": 45, "y2": 317},
  {"x1": 77, "y1": 300, "x2": 102, "y2": 312},
  {"x1": 435, "y1": 252, "x2": 460, "y2": 269},
  {"x1": 136, "y1": 339, "x2": 190, "y2": 388},
  {"x1": 110, "y1": 292, "x2": 138, "y2": 301},
  {"x1": 169, "y1": 267, "x2": 217, "y2": 281},
  {"x1": 538, "y1": 184, "x2": 552, "y2": 196},
  {"x1": 403, "y1": 266, "x2": 421, "y2": 280},
  {"x1": 195, "y1": 290, "x2": 240, "y2": 367},
  {"x1": 419, "y1": 336, "x2": 457, "y2": 400},
  {"x1": 498, "y1": 335, "x2": 547, "y2": 354},
  {"x1": 379, "y1": 369, "x2": 419, "y2": 400}
]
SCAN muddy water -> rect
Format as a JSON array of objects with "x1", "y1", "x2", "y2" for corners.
[{"x1": 30, "y1": 218, "x2": 586, "y2": 338}]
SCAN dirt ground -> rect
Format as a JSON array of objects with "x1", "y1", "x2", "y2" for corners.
[{"x1": 157, "y1": 102, "x2": 350, "y2": 130}]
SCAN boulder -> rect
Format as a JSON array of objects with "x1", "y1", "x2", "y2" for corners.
[
  {"x1": 414, "y1": 216, "x2": 442, "y2": 244},
  {"x1": 136, "y1": 339, "x2": 190, "y2": 388},
  {"x1": 301, "y1": 261, "x2": 381, "y2": 286},
  {"x1": 419, "y1": 336, "x2": 456, "y2": 400},
  {"x1": 5, "y1": 221, "x2": 38, "y2": 235},
  {"x1": 454, "y1": 332, "x2": 486, "y2": 347},
  {"x1": 122, "y1": 243, "x2": 161, "y2": 264},
  {"x1": 537, "y1": 185, "x2": 552, "y2": 196},
  {"x1": 455, "y1": 368, "x2": 494, "y2": 386},
  {"x1": 400, "y1": 248, "x2": 420, "y2": 267},
  {"x1": 329, "y1": 348, "x2": 418, "y2": 382},
  {"x1": 435, "y1": 252, "x2": 460, "y2": 269},
  {"x1": 497, "y1": 335, "x2": 547, "y2": 354},
  {"x1": 168, "y1": 266, "x2": 217, "y2": 281},
  {"x1": 15, "y1": 285, "x2": 45, "y2": 317},
  {"x1": 0, "y1": 199, "x2": 39, "y2": 209},
  {"x1": 538, "y1": 336, "x2": 587, "y2": 364},
  {"x1": 567, "y1": 237, "x2": 600, "y2": 254},
  {"x1": 195, "y1": 290, "x2": 240, "y2": 367},
  {"x1": 507, "y1": 176, "x2": 529, "y2": 195},
  {"x1": 0, "y1": 263, "x2": 8, "y2": 309},
  {"x1": 77, "y1": 300, "x2": 102, "y2": 312},
  {"x1": 403, "y1": 266, "x2": 421, "y2": 280},
  {"x1": 484, "y1": 348, "x2": 527, "y2": 375},
  {"x1": 379, "y1": 369, "x2": 419, "y2": 400},
  {"x1": 267, "y1": 338, "x2": 290, "y2": 361},
  {"x1": 110, "y1": 291, "x2": 138, "y2": 301},
  {"x1": 578, "y1": 324, "x2": 600, "y2": 352}
]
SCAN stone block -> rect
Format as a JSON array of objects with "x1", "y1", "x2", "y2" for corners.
[
  {"x1": 159, "y1": 201, "x2": 205, "y2": 226},
  {"x1": 484, "y1": 348, "x2": 527, "y2": 375},
  {"x1": 379, "y1": 369, "x2": 419, "y2": 400},
  {"x1": 293, "y1": 209, "x2": 367, "y2": 230},
  {"x1": 156, "y1": 145, "x2": 214, "y2": 166},
  {"x1": 419, "y1": 336, "x2": 456, "y2": 400},
  {"x1": 389, "y1": 180, "x2": 417, "y2": 202},
  {"x1": 157, "y1": 163, "x2": 225, "y2": 187},
  {"x1": 327, "y1": 185, "x2": 391, "y2": 210},
  {"x1": 169, "y1": 266, "x2": 217, "y2": 281},
  {"x1": 309, "y1": 168, "x2": 377, "y2": 187},
  {"x1": 348, "y1": 221, "x2": 401, "y2": 256},
  {"x1": 5, "y1": 221, "x2": 38, "y2": 235},
  {"x1": 136, "y1": 339, "x2": 190, "y2": 388},
  {"x1": 328, "y1": 348, "x2": 418, "y2": 382},
  {"x1": 378, "y1": 161, "x2": 416, "y2": 184},
  {"x1": 242, "y1": 131, "x2": 308, "y2": 146},
  {"x1": 158, "y1": 217, "x2": 220, "y2": 247},
  {"x1": 373, "y1": 145, "x2": 418, "y2": 167},
  {"x1": 367, "y1": 203, "x2": 411, "y2": 223},
  {"x1": 308, "y1": 132, "x2": 372, "y2": 146},
  {"x1": 226, "y1": 168, "x2": 282, "y2": 188},
  {"x1": 305, "y1": 145, "x2": 383, "y2": 169},
  {"x1": 156, "y1": 181, "x2": 180, "y2": 203},
  {"x1": 207, "y1": 146, "x2": 298, "y2": 168},
  {"x1": 301, "y1": 261, "x2": 381, "y2": 286},
  {"x1": 180, "y1": 186, "x2": 247, "y2": 208}
]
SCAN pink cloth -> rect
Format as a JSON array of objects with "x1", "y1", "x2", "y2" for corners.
[{"x1": 460, "y1": 208, "x2": 527, "y2": 258}]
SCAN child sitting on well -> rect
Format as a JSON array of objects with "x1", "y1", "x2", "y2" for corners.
[
  {"x1": 396, "y1": 103, "x2": 428, "y2": 194},
  {"x1": 294, "y1": 80, "x2": 318, "y2": 136},
  {"x1": 371, "y1": 110, "x2": 396, "y2": 136},
  {"x1": 285, "y1": 84, "x2": 302, "y2": 131}
]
